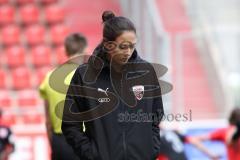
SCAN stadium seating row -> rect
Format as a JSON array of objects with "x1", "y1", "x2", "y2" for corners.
[
  {"x1": 0, "y1": 24, "x2": 70, "y2": 46},
  {"x1": 0, "y1": 45, "x2": 68, "y2": 67},
  {"x1": 0, "y1": 4, "x2": 64, "y2": 26},
  {"x1": 0, "y1": 0, "x2": 57, "y2": 5},
  {"x1": 0, "y1": 89, "x2": 41, "y2": 108},
  {"x1": 0, "y1": 110, "x2": 44, "y2": 125},
  {"x1": 0, "y1": 66, "x2": 53, "y2": 89}
]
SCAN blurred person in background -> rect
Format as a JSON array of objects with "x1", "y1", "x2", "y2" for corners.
[
  {"x1": 191, "y1": 107, "x2": 240, "y2": 160},
  {"x1": 158, "y1": 125, "x2": 220, "y2": 160},
  {"x1": 39, "y1": 33, "x2": 88, "y2": 160},
  {"x1": 0, "y1": 109, "x2": 14, "y2": 160},
  {"x1": 62, "y1": 10, "x2": 164, "y2": 160}
]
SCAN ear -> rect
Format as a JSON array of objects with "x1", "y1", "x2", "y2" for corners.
[
  {"x1": 102, "y1": 37, "x2": 108, "y2": 43},
  {"x1": 103, "y1": 41, "x2": 107, "y2": 48},
  {"x1": 102, "y1": 38, "x2": 108, "y2": 49}
]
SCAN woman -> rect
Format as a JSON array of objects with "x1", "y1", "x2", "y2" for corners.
[{"x1": 62, "y1": 11, "x2": 164, "y2": 160}]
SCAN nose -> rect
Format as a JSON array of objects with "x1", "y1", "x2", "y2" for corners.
[{"x1": 123, "y1": 49, "x2": 132, "y2": 57}]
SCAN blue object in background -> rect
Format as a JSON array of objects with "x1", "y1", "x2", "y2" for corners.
[{"x1": 185, "y1": 128, "x2": 227, "y2": 160}]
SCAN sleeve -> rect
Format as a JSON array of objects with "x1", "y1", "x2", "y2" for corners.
[
  {"x1": 208, "y1": 128, "x2": 226, "y2": 141},
  {"x1": 232, "y1": 122, "x2": 240, "y2": 141},
  {"x1": 39, "y1": 73, "x2": 50, "y2": 100},
  {"x1": 152, "y1": 96, "x2": 164, "y2": 159},
  {"x1": 175, "y1": 132, "x2": 187, "y2": 143},
  {"x1": 7, "y1": 128, "x2": 14, "y2": 150},
  {"x1": 151, "y1": 68, "x2": 164, "y2": 159},
  {"x1": 61, "y1": 68, "x2": 97, "y2": 160}
]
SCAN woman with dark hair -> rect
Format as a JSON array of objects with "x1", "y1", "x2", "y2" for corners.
[{"x1": 62, "y1": 11, "x2": 164, "y2": 160}]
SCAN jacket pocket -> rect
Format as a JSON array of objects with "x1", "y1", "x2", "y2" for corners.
[
  {"x1": 91, "y1": 139, "x2": 99, "y2": 160},
  {"x1": 80, "y1": 139, "x2": 99, "y2": 160}
]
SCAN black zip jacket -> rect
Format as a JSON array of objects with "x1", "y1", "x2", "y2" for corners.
[{"x1": 62, "y1": 47, "x2": 164, "y2": 160}]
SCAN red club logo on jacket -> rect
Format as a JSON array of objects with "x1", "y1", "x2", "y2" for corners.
[{"x1": 132, "y1": 85, "x2": 144, "y2": 100}]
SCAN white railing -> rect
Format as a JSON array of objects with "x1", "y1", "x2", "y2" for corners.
[{"x1": 184, "y1": 0, "x2": 240, "y2": 117}]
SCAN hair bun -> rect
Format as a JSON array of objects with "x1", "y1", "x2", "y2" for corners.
[{"x1": 102, "y1": 10, "x2": 115, "y2": 22}]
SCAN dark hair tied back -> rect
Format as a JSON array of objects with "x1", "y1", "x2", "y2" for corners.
[
  {"x1": 101, "y1": 10, "x2": 136, "y2": 41},
  {"x1": 102, "y1": 11, "x2": 115, "y2": 22}
]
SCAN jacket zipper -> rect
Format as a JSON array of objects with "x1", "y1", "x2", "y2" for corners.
[
  {"x1": 121, "y1": 74, "x2": 127, "y2": 160},
  {"x1": 123, "y1": 131, "x2": 127, "y2": 160}
]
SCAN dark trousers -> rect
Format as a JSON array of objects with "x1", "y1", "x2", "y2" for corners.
[{"x1": 51, "y1": 133, "x2": 80, "y2": 160}]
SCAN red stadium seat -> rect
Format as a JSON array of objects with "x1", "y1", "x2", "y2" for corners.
[
  {"x1": 15, "y1": 0, "x2": 34, "y2": 5},
  {"x1": 11, "y1": 67, "x2": 32, "y2": 90},
  {"x1": 0, "y1": 0, "x2": 8, "y2": 5},
  {"x1": 0, "y1": 69, "x2": 7, "y2": 89},
  {"x1": 25, "y1": 25, "x2": 46, "y2": 46},
  {"x1": 1, "y1": 25, "x2": 21, "y2": 46},
  {"x1": 0, "y1": 50, "x2": 3, "y2": 65},
  {"x1": 0, "y1": 5, "x2": 15, "y2": 25},
  {"x1": 44, "y1": 5, "x2": 65, "y2": 24},
  {"x1": 1, "y1": 113, "x2": 16, "y2": 125},
  {"x1": 6, "y1": 45, "x2": 26, "y2": 68},
  {"x1": 55, "y1": 45, "x2": 68, "y2": 64},
  {"x1": 20, "y1": 113, "x2": 43, "y2": 124},
  {"x1": 35, "y1": 66, "x2": 52, "y2": 85},
  {"x1": 31, "y1": 45, "x2": 52, "y2": 67},
  {"x1": 50, "y1": 24, "x2": 70, "y2": 46},
  {"x1": 0, "y1": 90, "x2": 12, "y2": 107},
  {"x1": 17, "y1": 89, "x2": 38, "y2": 107},
  {"x1": 38, "y1": 0, "x2": 57, "y2": 5},
  {"x1": 19, "y1": 4, "x2": 40, "y2": 25}
]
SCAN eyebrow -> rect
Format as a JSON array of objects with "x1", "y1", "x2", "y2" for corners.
[{"x1": 120, "y1": 41, "x2": 137, "y2": 44}]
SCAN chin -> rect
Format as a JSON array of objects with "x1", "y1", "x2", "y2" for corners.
[
  {"x1": 112, "y1": 59, "x2": 127, "y2": 65},
  {"x1": 119, "y1": 61, "x2": 128, "y2": 65}
]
